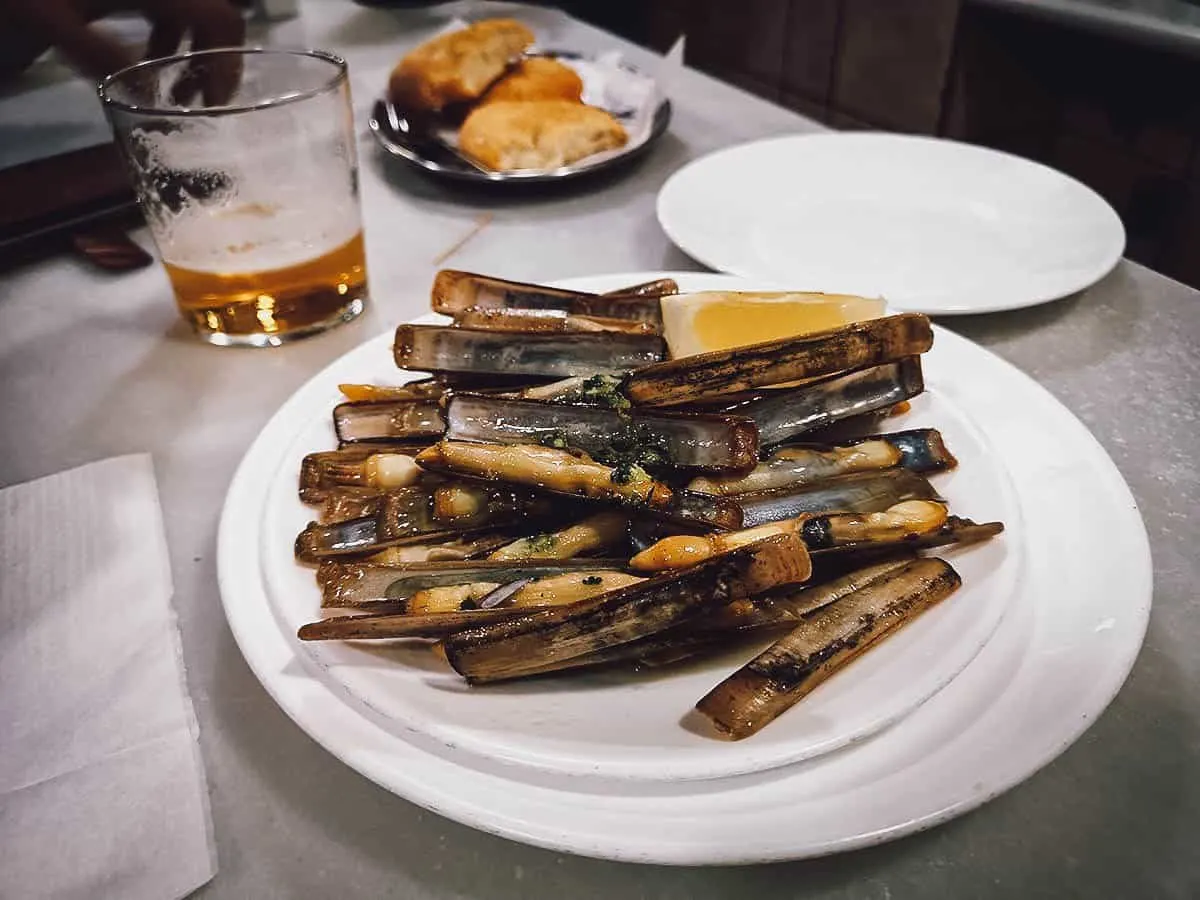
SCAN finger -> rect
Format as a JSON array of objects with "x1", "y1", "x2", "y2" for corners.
[
  {"x1": 190, "y1": 2, "x2": 246, "y2": 106},
  {"x1": 21, "y1": 6, "x2": 136, "y2": 80},
  {"x1": 144, "y1": 17, "x2": 183, "y2": 61},
  {"x1": 168, "y1": 59, "x2": 202, "y2": 106}
]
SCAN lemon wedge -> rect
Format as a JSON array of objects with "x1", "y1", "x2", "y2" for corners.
[{"x1": 660, "y1": 291, "x2": 887, "y2": 359}]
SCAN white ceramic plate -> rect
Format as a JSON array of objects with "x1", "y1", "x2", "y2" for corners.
[
  {"x1": 218, "y1": 272, "x2": 1151, "y2": 863},
  {"x1": 261, "y1": 330, "x2": 1018, "y2": 782},
  {"x1": 656, "y1": 135, "x2": 1126, "y2": 315}
]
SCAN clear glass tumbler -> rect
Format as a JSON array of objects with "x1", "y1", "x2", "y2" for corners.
[{"x1": 99, "y1": 48, "x2": 367, "y2": 346}]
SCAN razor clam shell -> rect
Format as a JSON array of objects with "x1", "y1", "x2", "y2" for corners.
[
  {"x1": 431, "y1": 270, "x2": 663, "y2": 324},
  {"x1": 301, "y1": 445, "x2": 432, "y2": 503},
  {"x1": 333, "y1": 400, "x2": 445, "y2": 444},
  {"x1": 736, "y1": 469, "x2": 941, "y2": 527},
  {"x1": 454, "y1": 309, "x2": 660, "y2": 336},
  {"x1": 693, "y1": 554, "x2": 919, "y2": 632},
  {"x1": 417, "y1": 441, "x2": 744, "y2": 530},
  {"x1": 296, "y1": 484, "x2": 566, "y2": 561},
  {"x1": 435, "y1": 372, "x2": 557, "y2": 393},
  {"x1": 376, "y1": 484, "x2": 557, "y2": 542},
  {"x1": 366, "y1": 533, "x2": 519, "y2": 565},
  {"x1": 394, "y1": 325, "x2": 665, "y2": 379},
  {"x1": 847, "y1": 428, "x2": 957, "y2": 473},
  {"x1": 444, "y1": 393, "x2": 758, "y2": 473},
  {"x1": 724, "y1": 358, "x2": 926, "y2": 448},
  {"x1": 477, "y1": 621, "x2": 784, "y2": 679},
  {"x1": 295, "y1": 516, "x2": 395, "y2": 561},
  {"x1": 321, "y1": 487, "x2": 387, "y2": 523},
  {"x1": 442, "y1": 536, "x2": 801, "y2": 683},
  {"x1": 298, "y1": 608, "x2": 536, "y2": 641},
  {"x1": 318, "y1": 558, "x2": 632, "y2": 610},
  {"x1": 696, "y1": 557, "x2": 961, "y2": 739},
  {"x1": 624, "y1": 314, "x2": 934, "y2": 406}
]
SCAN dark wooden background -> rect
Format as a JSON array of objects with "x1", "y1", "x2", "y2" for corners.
[{"x1": 567, "y1": 0, "x2": 1200, "y2": 289}]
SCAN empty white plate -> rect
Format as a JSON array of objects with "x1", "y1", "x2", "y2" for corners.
[{"x1": 656, "y1": 134, "x2": 1125, "y2": 315}]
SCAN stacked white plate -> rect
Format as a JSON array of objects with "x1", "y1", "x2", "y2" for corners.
[
  {"x1": 218, "y1": 272, "x2": 1150, "y2": 864},
  {"x1": 656, "y1": 135, "x2": 1126, "y2": 315}
]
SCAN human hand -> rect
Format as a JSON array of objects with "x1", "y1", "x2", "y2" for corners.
[{"x1": 0, "y1": 0, "x2": 245, "y2": 99}]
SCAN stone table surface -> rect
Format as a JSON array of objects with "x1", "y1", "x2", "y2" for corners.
[{"x1": 0, "y1": 1, "x2": 1197, "y2": 897}]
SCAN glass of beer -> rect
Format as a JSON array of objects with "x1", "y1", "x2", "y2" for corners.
[{"x1": 99, "y1": 48, "x2": 367, "y2": 346}]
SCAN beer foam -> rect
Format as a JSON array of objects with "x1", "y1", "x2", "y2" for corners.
[{"x1": 161, "y1": 191, "x2": 361, "y2": 274}]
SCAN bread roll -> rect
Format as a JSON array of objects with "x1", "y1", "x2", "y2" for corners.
[
  {"x1": 459, "y1": 100, "x2": 628, "y2": 171},
  {"x1": 480, "y1": 57, "x2": 584, "y2": 105},
  {"x1": 389, "y1": 19, "x2": 535, "y2": 112}
]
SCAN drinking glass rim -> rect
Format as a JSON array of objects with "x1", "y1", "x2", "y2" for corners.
[{"x1": 97, "y1": 46, "x2": 348, "y2": 117}]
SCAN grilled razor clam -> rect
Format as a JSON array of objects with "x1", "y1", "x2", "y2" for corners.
[
  {"x1": 409, "y1": 570, "x2": 645, "y2": 615},
  {"x1": 444, "y1": 393, "x2": 759, "y2": 473},
  {"x1": 696, "y1": 557, "x2": 962, "y2": 739},
  {"x1": 471, "y1": 623, "x2": 785, "y2": 680},
  {"x1": 719, "y1": 358, "x2": 926, "y2": 449},
  {"x1": 442, "y1": 533, "x2": 810, "y2": 684},
  {"x1": 338, "y1": 379, "x2": 445, "y2": 403},
  {"x1": 415, "y1": 441, "x2": 743, "y2": 529},
  {"x1": 365, "y1": 533, "x2": 517, "y2": 565},
  {"x1": 487, "y1": 511, "x2": 629, "y2": 561},
  {"x1": 694, "y1": 555, "x2": 919, "y2": 632},
  {"x1": 394, "y1": 325, "x2": 665, "y2": 379},
  {"x1": 295, "y1": 485, "x2": 559, "y2": 562},
  {"x1": 858, "y1": 428, "x2": 957, "y2": 473},
  {"x1": 454, "y1": 309, "x2": 660, "y2": 336},
  {"x1": 624, "y1": 314, "x2": 934, "y2": 407},
  {"x1": 431, "y1": 270, "x2": 664, "y2": 324},
  {"x1": 298, "y1": 608, "x2": 537, "y2": 641},
  {"x1": 301, "y1": 448, "x2": 427, "y2": 503},
  {"x1": 518, "y1": 558, "x2": 921, "y2": 677},
  {"x1": 385, "y1": 483, "x2": 557, "y2": 538},
  {"x1": 798, "y1": 500, "x2": 947, "y2": 550},
  {"x1": 810, "y1": 516, "x2": 1004, "y2": 566},
  {"x1": 317, "y1": 558, "x2": 633, "y2": 610},
  {"x1": 736, "y1": 469, "x2": 940, "y2": 528},
  {"x1": 629, "y1": 501, "x2": 942, "y2": 572},
  {"x1": 688, "y1": 429, "x2": 954, "y2": 495},
  {"x1": 333, "y1": 399, "x2": 445, "y2": 444},
  {"x1": 320, "y1": 481, "x2": 529, "y2": 528},
  {"x1": 296, "y1": 516, "x2": 396, "y2": 562}
]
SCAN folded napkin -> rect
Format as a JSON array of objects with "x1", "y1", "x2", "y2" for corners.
[{"x1": 0, "y1": 456, "x2": 216, "y2": 900}]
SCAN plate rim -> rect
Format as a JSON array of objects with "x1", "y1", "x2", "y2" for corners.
[
  {"x1": 654, "y1": 133, "x2": 1127, "y2": 315},
  {"x1": 217, "y1": 271, "x2": 1151, "y2": 864}
]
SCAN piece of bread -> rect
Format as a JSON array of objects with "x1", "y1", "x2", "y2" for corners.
[
  {"x1": 459, "y1": 100, "x2": 629, "y2": 171},
  {"x1": 480, "y1": 57, "x2": 584, "y2": 105},
  {"x1": 389, "y1": 19, "x2": 535, "y2": 112}
]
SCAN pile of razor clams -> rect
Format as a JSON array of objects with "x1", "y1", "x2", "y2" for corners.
[{"x1": 295, "y1": 271, "x2": 1004, "y2": 740}]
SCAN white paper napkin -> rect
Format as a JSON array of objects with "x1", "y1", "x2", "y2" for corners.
[{"x1": 0, "y1": 455, "x2": 216, "y2": 900}]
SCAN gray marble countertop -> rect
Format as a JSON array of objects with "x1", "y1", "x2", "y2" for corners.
[
  {"x1": 1, "y1": 1, "x2": 1198, "y2": 897},
  {"x1": 971, "y1": 0, "x2": 1200, "y2": 55}
]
